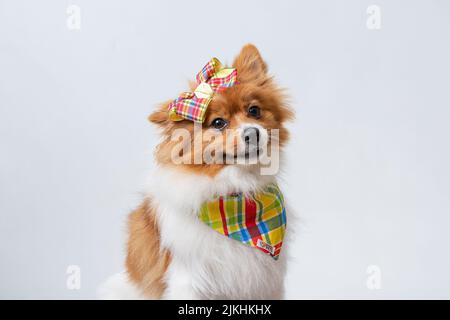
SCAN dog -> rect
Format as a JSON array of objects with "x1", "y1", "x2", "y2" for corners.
[{"x1": 99, "y1": 44, "x2": 294, "y2": 299}]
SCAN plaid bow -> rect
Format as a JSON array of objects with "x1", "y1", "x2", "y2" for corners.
[
  {"x1": 199, "y1": 184, "x2": 287, "y2": 260},
  {"x1": 168, "y1": 58, "x2": 237, "y2": 123}
]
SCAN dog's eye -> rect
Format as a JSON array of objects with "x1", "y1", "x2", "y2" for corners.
[
  {"x1": 211, "y1": 118, "x2": 228, "y2": 130},
  {"x1": 248, "y1": 105, "x2": 261, "y2": 119}
]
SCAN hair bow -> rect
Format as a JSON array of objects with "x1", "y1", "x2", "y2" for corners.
[{"x1": 168, "y1": 58, "x2": 237, "y2": 123}]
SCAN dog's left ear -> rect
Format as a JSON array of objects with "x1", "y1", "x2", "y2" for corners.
[
  {"x1": 233, "y1": 44, "x2": 268, "y2": 83},
  {"x1": 148, "y1": 102, "x2": 169, "y2": 127}
]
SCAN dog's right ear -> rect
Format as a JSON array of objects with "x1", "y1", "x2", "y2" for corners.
[
  {"x1": 233, "y1": 44, "x2": 268, "y2": 84},
  {"x1": 148, "y1": 103, "x2": 169, "y2": 126},
  {"x1": 148, "y1": 110, "x2": 167, "y2": 125}
]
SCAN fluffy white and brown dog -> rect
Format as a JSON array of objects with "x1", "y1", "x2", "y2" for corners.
[{"x1": 99, "y1": 44, "x2": 294, "y2": 300}]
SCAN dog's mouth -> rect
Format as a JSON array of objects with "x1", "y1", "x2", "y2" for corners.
[{"x1": 222, "y1": 147, "x2": 261, "y2": 162}]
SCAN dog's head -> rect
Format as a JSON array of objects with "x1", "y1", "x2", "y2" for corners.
[{"x1": 149, "y1": 44, "x2": 293, "y2": 177}]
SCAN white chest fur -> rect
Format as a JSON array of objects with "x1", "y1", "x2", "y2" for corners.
[{"x1": 148, "y1": 165, "x2": 288, "y2": 299}]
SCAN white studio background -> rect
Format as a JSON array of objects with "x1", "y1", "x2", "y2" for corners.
[{"x1": 1, "y1": 0, "x2": 449, "y2": 299}]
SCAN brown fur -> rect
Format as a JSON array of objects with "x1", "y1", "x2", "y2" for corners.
[
  {"x1": 126, "y1": 199, "x2": 171, "y2": 298},
  {"x1": 126, "y1": 44, "x2": 293, "y2": 297}
]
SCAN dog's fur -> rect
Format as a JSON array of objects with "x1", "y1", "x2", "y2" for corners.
[{"x1": 99, "y1": 44, "x2": 294, "y2": 299}]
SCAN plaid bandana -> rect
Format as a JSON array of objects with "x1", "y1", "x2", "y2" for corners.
[
  {"x1": 199, "y1": 184, "x2": 286, "y2": 260},
  {"x1": 168, "y1": 58, "x2": 237, "y2": 123}
]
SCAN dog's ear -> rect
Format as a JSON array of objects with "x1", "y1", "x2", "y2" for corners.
[
  {"x1": 148, "y1": 103, "x2": 169, "y2": 127},
  {"x1": 233, "y1": 44, "x2": 268, "y2": 83}
]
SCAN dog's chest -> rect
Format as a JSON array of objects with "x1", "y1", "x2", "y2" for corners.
[{"x1": 157, "y1": 202, "x2": 287, "y2": 299}]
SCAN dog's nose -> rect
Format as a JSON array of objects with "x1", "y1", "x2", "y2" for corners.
[{"x1": 243, "y1": 127, "x2": 260, "y2": 145}]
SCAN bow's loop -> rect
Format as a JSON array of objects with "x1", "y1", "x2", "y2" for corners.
[
  {"x1": 168, "y1": 92, "x2": 212, "y2": 122},
  {"x1": 168, "y1": 58, "x2": 237, "y2": 123},
  {"x1": 196, "y1": 57, "x2": 222, "y2": 84},
  {"x1": 208, "y1": 68, "x2": 237, "y2": 92}
]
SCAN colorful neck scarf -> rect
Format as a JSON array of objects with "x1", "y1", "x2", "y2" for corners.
[{"x1": 198, "y1": 184, "x2": 286, "y2": 260}]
